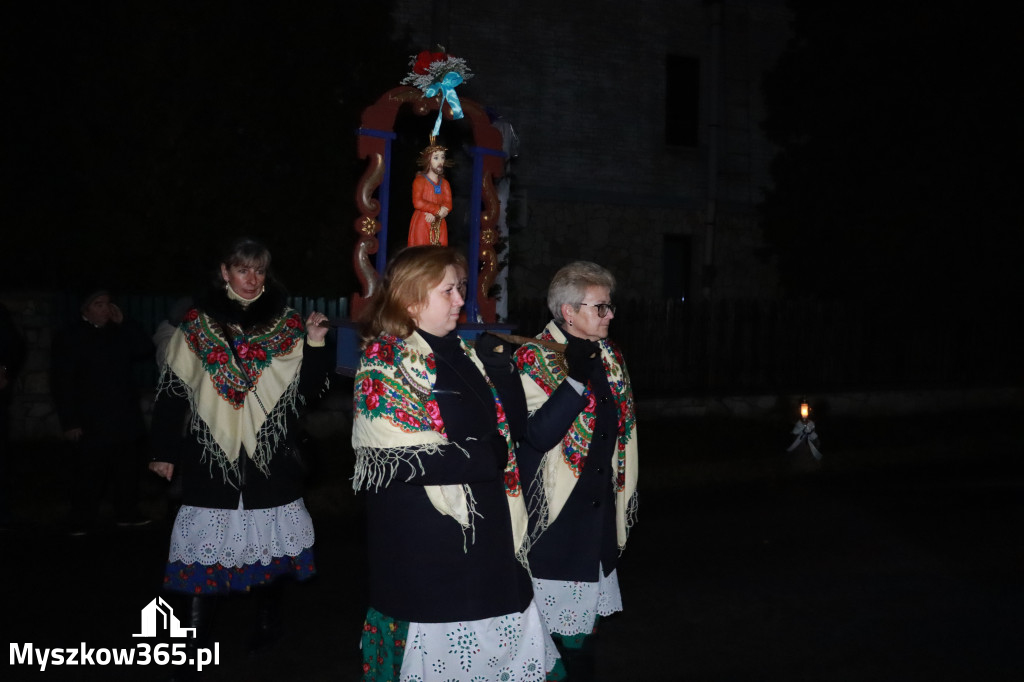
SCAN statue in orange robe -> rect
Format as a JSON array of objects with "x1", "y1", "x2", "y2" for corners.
[{"x1": 407, "y1": 145, "x2": 453, "y2": 246}]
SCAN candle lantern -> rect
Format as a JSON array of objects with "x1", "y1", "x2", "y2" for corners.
[{"x1": 788, "y1": 397, "x2": 821, "y2": 460}]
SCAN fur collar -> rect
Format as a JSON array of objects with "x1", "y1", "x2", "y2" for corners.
[{"x1": 196, "y1": 280, "x2": 289, "y2": 334}]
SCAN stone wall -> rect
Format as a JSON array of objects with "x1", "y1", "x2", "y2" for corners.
[{"x1": 2, "y1": 291, "x2": 64, "y2": 440}]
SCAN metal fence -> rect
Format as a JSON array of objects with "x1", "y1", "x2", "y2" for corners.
[
  {"x1": 66, "y1": 291, "x2": 1016, "y2": 397},
  {"x1": 59, "y1": 293, "x2": 349, "y2": 333},
  {"x1": 58, "y1": 293, "x2": 350, "y2": 389},
  {"x1": 109, "y1": 294, "x2": 350, "y2": 332},
  {"x1": 506, "y1": 296, "x2": 1020, "y2": 397}
]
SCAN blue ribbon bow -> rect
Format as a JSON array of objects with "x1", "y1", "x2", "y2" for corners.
[{"x1": 424, "y1": 71, "x2": 464, "y2": 138}]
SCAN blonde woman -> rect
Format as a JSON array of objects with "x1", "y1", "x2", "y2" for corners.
[{"x1": 352, "y1": 245, "x2": 562, "y2": 681}]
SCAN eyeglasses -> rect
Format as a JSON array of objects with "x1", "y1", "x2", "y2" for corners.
[{"x1": 578, "y1": 303, "x2": 616, "y2": 318}]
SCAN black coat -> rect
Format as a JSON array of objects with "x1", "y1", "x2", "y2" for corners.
[
  {"x1": 517, "y1": 356, "x2": 621, "y2": 582},
  {"x1": 363, "y1": 330, "x2": 533, "y2": 623},
  {"x1": 51, "y1": 316, "x2": 153, "y2": 443},
  {"x1": 150, "y1": 283, "x2": 331, "y2": 510}
]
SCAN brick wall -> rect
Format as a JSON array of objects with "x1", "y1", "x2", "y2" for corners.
[{"x1": 389, "y1": 0, "x2": 790, "y2": 300}]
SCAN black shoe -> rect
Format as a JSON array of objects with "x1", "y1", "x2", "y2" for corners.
[
  {"x1": 116, "y1": 515, "x2": 152, "y2": 528},
  {"x1": 67, "y1": 526, "x2": 90, "y2": 537},
  {"x1": 247, "y1": 581, "x2": 285, "y2": 655},
  {"x1": 170, "y1": 596, "x2": 216, "y2": 680}
]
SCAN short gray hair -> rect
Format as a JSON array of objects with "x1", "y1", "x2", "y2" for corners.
[{"x1": 547, "y1": 261, "x2": 616, "y2": 323}]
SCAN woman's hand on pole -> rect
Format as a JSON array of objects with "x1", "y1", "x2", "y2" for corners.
[{"x1": 148, "y1": 461, "x2": 174, "y2": 481}]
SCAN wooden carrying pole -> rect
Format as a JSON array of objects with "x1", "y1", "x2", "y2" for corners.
[{"x1": 481, "y1": 331, "x2": 566, "y2": 353}]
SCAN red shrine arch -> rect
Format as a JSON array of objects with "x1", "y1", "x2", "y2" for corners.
[{"x1": 350, "y1": 85, "x2": 506, "y2": 323}]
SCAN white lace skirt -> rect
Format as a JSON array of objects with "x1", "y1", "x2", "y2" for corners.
[
  {"x1": 168, "y1": 498, "x2": 315, "y2": 568},
  {"x1": 532, "y1": 567, "x2": 623, "y2": 636},
  {"x1": 398, "y1": 599, "x2": 560, "y2": 682}
]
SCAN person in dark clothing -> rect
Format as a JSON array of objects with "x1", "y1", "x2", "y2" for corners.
[
  {"x1": 514, "y1": 261, "x2": 640, "y2": 680},
  {"x1": 50, "y1": 288, "x2": 154, "y2": 534},
  {"x1": 0, "y1": 301, "x2": 27, "y2": 526},
  {"x1": 351, "y1": 245, "x2": 562, "y2": 681},
  {"x1": 148, "y1": 237, "x2": 331, "y2": 660}
]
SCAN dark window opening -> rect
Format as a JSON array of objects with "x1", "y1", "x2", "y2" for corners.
[{"x1": 665, "y1": 54, "x2": 699, "y2": 147}]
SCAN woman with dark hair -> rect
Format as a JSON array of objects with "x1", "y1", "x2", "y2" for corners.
[
  {"x1": 148, "y1": 237, "x2": 331, "y2": 656},
  {"x1": 513, "y1": 260, "x2": 639, "y2": 679},
  {"x1": 351, "y1": 245, "x2": 562, "y2": 681}
]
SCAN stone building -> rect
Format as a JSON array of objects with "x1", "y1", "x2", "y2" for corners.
[{"x1": 388, "y1": 0, "x2": 791, "y2": 302}]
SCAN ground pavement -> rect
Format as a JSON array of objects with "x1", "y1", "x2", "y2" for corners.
[{"x1": 3, "y1": 407, "x2": 1021, "y2": 681}]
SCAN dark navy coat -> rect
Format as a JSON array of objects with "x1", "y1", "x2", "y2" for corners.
[
  {"x1": 517, "y1": 359, "x2": 620, "y2": 582},
  {"x1": 363, "y1": 330, "x2": 534, "y2": 623}
]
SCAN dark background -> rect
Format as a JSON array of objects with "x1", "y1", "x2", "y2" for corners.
[
  {"x1": 2, "y1": 2, "x2": 412, "y2": 297},
  {"x1": 3, "y1": 1, "x2": 1021, "y2": 306},
  {"x1": 2, "y1": 4, "x2": 1022, "y2": 679},
  {"x1": 759, "y1": 1, "x2": 1022, "y2": 304}
]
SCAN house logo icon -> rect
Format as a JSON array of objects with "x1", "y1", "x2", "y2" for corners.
[{"x1": 133, "y1": 597, "x2": 196, "y2": 639}]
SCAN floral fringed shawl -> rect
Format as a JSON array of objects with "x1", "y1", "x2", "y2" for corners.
[
  {"x1": 351, "y1": 331, "x2": 529, "y2": 565},
  {"x1": 157, "y1": 307, "x2": 306, "y2": 483},
  {"x1": 514, "y1": 321, "x2": 639, "y2": 550}
]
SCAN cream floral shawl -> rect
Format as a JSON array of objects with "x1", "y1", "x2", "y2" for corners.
[
  {"x1": 514, "y1": 321, "x2": 639, "y2": 549},
  {"x1": 351, "y1": 331, "x2": 529, "y2": 563}
]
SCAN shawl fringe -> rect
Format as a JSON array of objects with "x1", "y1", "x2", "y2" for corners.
[
  {"x1": 526, "y1": 452, "x2": 552, "y2": 544},
  {"x1": 157, "y1": 364, "x2": 303, "y2": 486},
  {"x1": 352, "y1": 332, "x2": 530, "y2": 566},
  {"x1": 352, "y1": 442, "x2": 455, "y2": 490},
  {"x1": 526, "y1": 453, "x2": 639, "y2": 552},
  {"x1": 352, "y1": 442, "x2": 492, "y2": 555}
]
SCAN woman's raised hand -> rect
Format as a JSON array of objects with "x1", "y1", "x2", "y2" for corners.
[
  {"x1": 565, "y1": 335, "x2": 601, "y2": 383},
  {"x1": 306, "y1": 311, "x2": 329, "y2": 344}
]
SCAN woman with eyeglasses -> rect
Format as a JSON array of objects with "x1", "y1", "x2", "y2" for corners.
[
  {"x1": 351, "y1": 245, "x2": 562, "y2": 681},
  {"x1": 513, "y1": 260, "x2": 639, "y2": 679}
]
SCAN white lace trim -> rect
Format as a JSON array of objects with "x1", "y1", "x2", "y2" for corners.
[
  {"x1": 399, "y1": 599, "x2": 559, "y2": 682},
  {"x1": 532, "y1": 567, "x2": 623, "y2": 636},
  {"x1": 168, "y1": 498, "x2": 315, "y2": 568}
]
